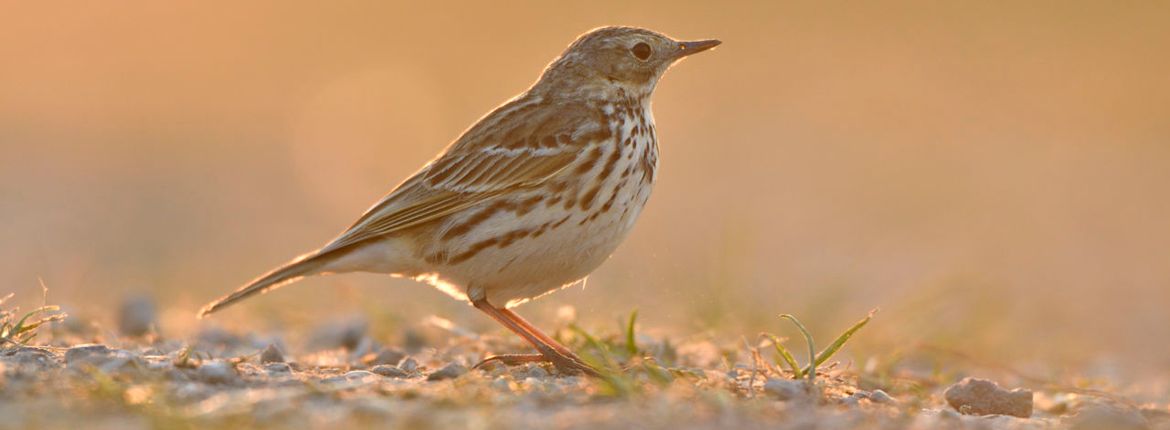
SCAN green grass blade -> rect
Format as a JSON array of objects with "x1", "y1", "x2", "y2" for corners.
[
  {"x1": 566, "y1": 324, "x2": 635, "y2": 397},
  {"x1": 800, "y1": 309, "x2": 877, "y2": 375},
  {"x1": 624, "y1": 310, "x2": 639, "y2": 357},
  {"x1": 760, "y1": 333, "x2": 803, "y2": 379},
  {"x1": 567, "y1": 324, "x2": 620, "y2": 372},
  {"x1": 12, "y1": 305, "x2": 61, "y2": 331},
  {"x1": 779, "y1": 314, "x2": 816, "y2": 384},
  {"x1": 2, "y1": 305, "x2": 65, "y2": 344}
]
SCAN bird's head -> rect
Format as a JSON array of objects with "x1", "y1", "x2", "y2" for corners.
[{"x1": 537, "y1": 26, "x2": 721, "y2": 98}]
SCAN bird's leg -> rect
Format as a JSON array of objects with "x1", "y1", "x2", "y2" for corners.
[
  {"x1": 472, "y1": 298, "x2": 601, "y2": 377},
  {"x1": 497, "y1": 307, "x2": 588, "y2": 361},
  {"x1": 494, "y1": 307, "x2": 601, "y2": 374}
]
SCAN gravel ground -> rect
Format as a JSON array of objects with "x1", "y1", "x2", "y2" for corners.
[{"x1": 1, "y1": 305, "x2": 1166, "y2": 429}]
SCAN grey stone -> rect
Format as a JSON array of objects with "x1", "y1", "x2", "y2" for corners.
[
  {"x1": 321, "y1": 370, "x2": 378, "y2": 385},
  {"x1": 370, "y1": 364, "x2": 408, "y2": 378},
  {"x1": 944, "y1": 377, "x2": 1033, "y2": 418},
  {"x1": 840, "y1": 391, "x2": 867, "y2": 407},
  {"x1": 763, "y1": 377, "x2": 805, "y2": 401},
  {"x1": 342, "y1": 370, "x2": 378, "y2": 382},
  {"x1": 398, "y1": 357, "x2": 419, "y2": 373},
  {"x1": 117, "y1": 295, "x2": 158, "y2": 336},
  {"x1": 260, "y1": 344, "x2": 284, "y2": 364},
  {"x1": 349, "y1": 337, "x2": 377, "y2": 361},
  {"x1": 869, "y1": 389, "x2": 897, "y2": 404},
  {"x1": 369, "y1": 348, "x2": 406, "y2": 366},
  {"x1": 64, "y1": 344, "x2": 112, "y2": 365},
  {"x1": 64, "y1": 344, "x2": 139, "y2": 371},
  {"x1": 427, "y1": 362, "x2": 468, "y2": 381}
]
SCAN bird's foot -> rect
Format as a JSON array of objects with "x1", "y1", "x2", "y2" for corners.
[{"x1": 474, "y1": 352, "x2": 602, "y2": 377}]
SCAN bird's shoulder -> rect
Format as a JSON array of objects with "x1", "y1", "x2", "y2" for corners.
[
  {"x1": 318, "y1": 93, "x2": 613, "y2": 254},
  {"x1": 421, "y1": 93, "x2": 613, "y2": 192},
  {"x1": 442, "y1": 93, "x2": 611, "y2": 156}
]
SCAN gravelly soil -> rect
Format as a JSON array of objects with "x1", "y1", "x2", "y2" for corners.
[{"x1": 1, "y1": 308, "x2": 1166, "y2": 430}]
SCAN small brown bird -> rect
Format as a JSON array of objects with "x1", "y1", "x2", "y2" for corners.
[{"x1": 199, "y1": 26, "x2": 720, "y2": 376}]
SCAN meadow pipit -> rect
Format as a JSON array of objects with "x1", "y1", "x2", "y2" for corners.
[{"x1": 200, "y1": 26, "x2": 720, "y2": 376}]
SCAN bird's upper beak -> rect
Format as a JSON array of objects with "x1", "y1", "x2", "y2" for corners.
[{"x1": 674, "y1": 39, "x2": 722, "y2": 58}]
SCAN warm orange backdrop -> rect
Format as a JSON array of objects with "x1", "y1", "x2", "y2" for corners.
[{"x1": 3, "y1": 1, "x2": 1168, "y2": 376}]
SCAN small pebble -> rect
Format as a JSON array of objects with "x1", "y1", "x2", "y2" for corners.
[
  {"x1": 370, "y1": 365, "x2": 409, "y2": 378},
  {"x1": 939, "y1": 408, "x2": 962, "y2": 420},
  {"x1": 840, "y1": 392, "x2": 867, "y2": 407},
  {"x1": 321, "y1": 370, "x2": 378, "y2": 385},
  {"x1": 427, "y1": 363, "x2": 468, "y2": 381},
  {"x1": 117, "y1": 295, "x2": 158, "y2": 337},
  {"x1": 944, "y1": 377, "x2": 1033, "y2": 418},
  {"x1": 260, "y1": 344, "x2": 285, "y2": 364},
  {"x1": 342, "y1": 370, "x2": 378, "y2": 382},
  {"x1": 369, "y1": 348, "x2": 406, "y2": 366},
  {"x1": 197, "y1": 361, "x2": 239, "y2": 384},
  {"x1": 869, "y1": 389, "x2": 897, "y2": 404},
  {"x1": 65, "y1": 344, "x2": 113, "y2": 365},
  {"x1": 64, "y1": 344, "x2": 140, "y2": 372},
  {"x1": 398, "y1": 357, "x2": 419, "y2": 373},
  {"x1": 763, "y1": 377, "x2": 805, "y2": 401}
]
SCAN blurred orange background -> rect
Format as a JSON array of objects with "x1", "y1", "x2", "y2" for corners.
[{"x1": 2, "y1": 1, "x2": 1168, "y2": 379}]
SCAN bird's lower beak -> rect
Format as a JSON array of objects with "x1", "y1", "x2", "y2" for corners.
[{"x1": 674, "y1": 39, "x2": 722, "y2": 58}]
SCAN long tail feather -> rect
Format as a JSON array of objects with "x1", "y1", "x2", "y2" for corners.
[{"x1": 197, "y1": 251, "x2": 332, "y2": 318}]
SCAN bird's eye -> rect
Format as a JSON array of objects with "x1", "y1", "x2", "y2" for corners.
[{"x1": 631, "y1": 42, "x2": 652, "y2": 61}]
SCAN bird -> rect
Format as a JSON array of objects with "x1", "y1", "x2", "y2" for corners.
[{"x1": 199, "y1": 26, "x2": 720, "y2": 376}]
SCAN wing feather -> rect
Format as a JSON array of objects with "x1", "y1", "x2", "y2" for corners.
[{"x1": 315, "y1": 97, "x2": 603, "y2": 255}]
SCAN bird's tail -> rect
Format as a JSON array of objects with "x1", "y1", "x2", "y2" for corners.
[{"x1": 197, "y1": 251, "x2": 334, "y2": 318}]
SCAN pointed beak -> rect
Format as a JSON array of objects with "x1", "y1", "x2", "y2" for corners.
[{"x1": 674, "y1": 39, "x2": 722, "y2": 58}]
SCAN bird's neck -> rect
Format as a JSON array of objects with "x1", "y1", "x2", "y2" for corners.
[{"x1": 533, "y1": 65, "x2": 656, "y2": 103}]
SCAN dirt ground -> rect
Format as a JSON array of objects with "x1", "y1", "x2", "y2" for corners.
[{"x1": 2, "y1": 308, "x2": 1166, "y2": 430}]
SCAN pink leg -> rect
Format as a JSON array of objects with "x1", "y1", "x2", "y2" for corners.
[{"x1": 472, "y1": 298, "x2": 600, "y2": 377}]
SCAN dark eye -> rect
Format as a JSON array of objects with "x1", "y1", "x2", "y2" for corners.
[{"x1": 631, "y1": 42, "x2": 652, "y2": 61}]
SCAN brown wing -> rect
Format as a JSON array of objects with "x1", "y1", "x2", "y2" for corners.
[
  {"x1": 197, "y1": 95, "x2": 610, "y2": 318},
  {"x1": 316, "y1": 95, "x2": 608, "y2": 255}
]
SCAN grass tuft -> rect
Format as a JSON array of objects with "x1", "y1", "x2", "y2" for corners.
[
  {"x1": 763, "y1": 309, "x2": 877, "y2": 382},
  {"x1": 0, "y1": 292, "x2": 68, "y2": 347},
  {"x1": 779, "y1": 314, "x2": 818, "y2": 383}
]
